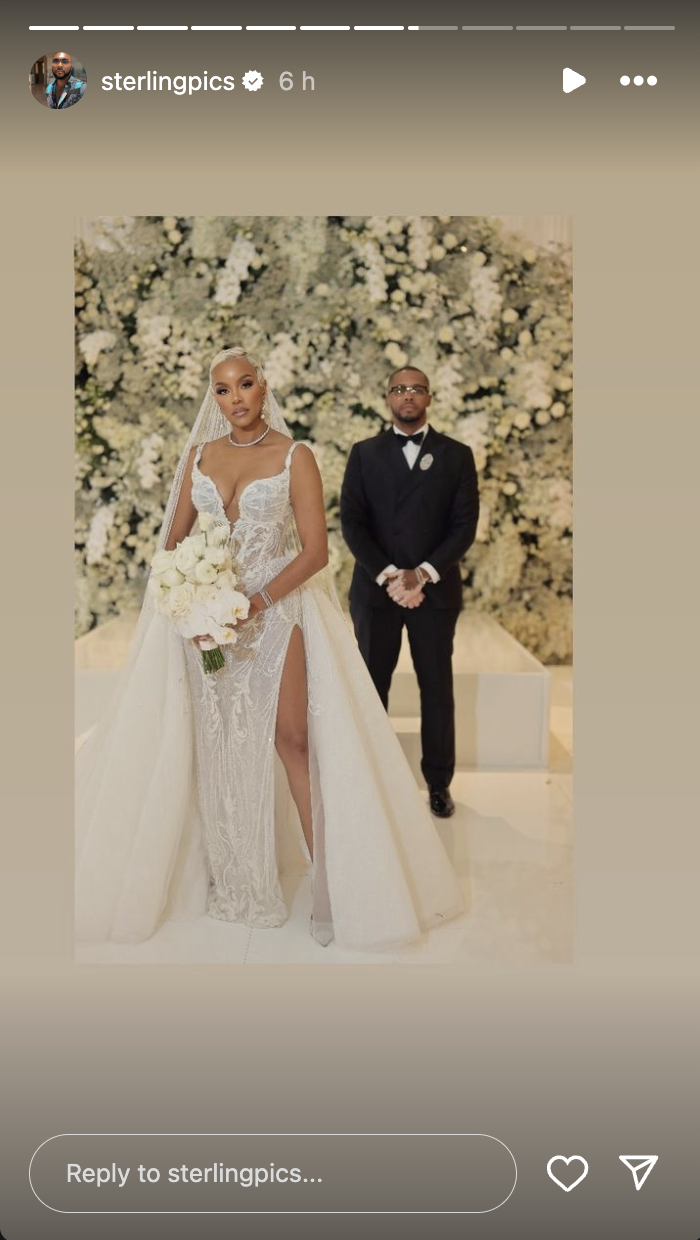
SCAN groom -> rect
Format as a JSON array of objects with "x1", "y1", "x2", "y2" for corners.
[{"x1": 340, "y1": 366, "x2": 479, "y2": 818}]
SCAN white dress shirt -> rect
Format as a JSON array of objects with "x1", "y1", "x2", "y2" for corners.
[{"x1": 375, "y1": 424, "x2": 440, "y2": 587}]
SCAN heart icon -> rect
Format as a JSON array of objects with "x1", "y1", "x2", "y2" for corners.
[{"x1": 547, "y1": 1155, "x2": 589, "y2": 1192}]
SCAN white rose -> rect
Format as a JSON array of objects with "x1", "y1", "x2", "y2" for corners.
[
  {"x1": 169, "y1": 582, "x2": 196, "y2": 617},
  {"x1": 500, "y1": 347, "x2": 514, "y2": 361},
  {"x1": 442, "y1": 233, "x2": 458, "y2": 249},
  {"x1": 551, "y1": 402, "x2": 566, "y2": 418},
  {"x1": 187, "y1": 533, "x2": 207, "y2": 556},
  {"x1": 151, "y1": 549, "x2": 173, "y2": 575},
  {"x1": 502, "y1": 481, "x2": 518, "y2": 496},
  {"x1": 518, "y1": 330, "x2": 533, "y2": 346},
  {"x1": 207, "y1": 523, "x2": 231, "y2": 548},
  {"x1": 196, "y1": 585, "x2": 219, "y2": 604},
  {"x1": 194, "y1": 560, "x2": 218, "y2": 585},
  {"x1": 162, "y1": 566, "x2": 185, "y2": 588},
  {"x1": 523, "y1": 248, "x2": 537, "y2": 264},
  {"x1": 315, "y1": 283, "x2": 330, "y2": 296},
  {"x1": 204, "y1": 545, "x2": 228, "y2": 568},
  {"x1": 174, "y1": 605, "x2": 210, "y2": 640},
  {"x1": 431, "y1": 244, "x2": 446, "y2": 261},
  {"x1": 198, "y1": 512, "x2": 215, "y2": 532},
  {"x1": 390, "y1": 289, "x2": 406, "y2": 303},
  {"x1": 555, "y1": 376, "x2": 573, "y2": 391},
  {"x1": 438, "y1": 325, "x2": 454, "y2": 344},
  {"x1": 535, "y1": 410, "x2": 551, "y2": 425},
  {"x1": 163, "y1": 216, "x2": 177, "y2": 230},
  {"x1": 174, "y1": 542, "x2": 199, "y2": 575},
  {"x1": 215, "y1": 569, "x2": 238, "y2": 592},
  {"x1": 514, "y1": 411, "x2": 532, "y2": 430},
  {"x1": 502, "y1": 308, "x2": 519, "y2": 324},
  {"x1": 472, "y1": 251, "x2": 487, "y2": 267}
]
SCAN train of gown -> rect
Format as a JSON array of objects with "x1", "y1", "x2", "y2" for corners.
[{"x1": 75, "y1": 581, "x2": 466, "y2": 951}]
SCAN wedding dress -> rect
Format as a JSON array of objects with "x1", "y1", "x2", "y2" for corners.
[{"x1": 76, "y1": 354, "x2": 466, "y2": 953}]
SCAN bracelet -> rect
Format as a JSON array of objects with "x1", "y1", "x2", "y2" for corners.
[{"x1": 259, "y1": 586, "x2": 274, "y2": 609}]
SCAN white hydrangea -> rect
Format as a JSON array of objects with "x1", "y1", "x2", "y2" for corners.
[
  {"x1": 264, "y1": 333, "x2": 300, "y2": 391},
  {"x1": 523, "y1": 360, "x2": 553, "y2": 410},
  {"x1": 136, "y1": 433, "x2": 164, "y2": 490},
  {"x1": 384, "y1": 341, "x2": 408, "y2": 368},
  {"x1": 367, "y1": 216, "x2": 391, "y2": 239},
  {"x1": 135, "y1": 313, "x2": 171, "y2": 372},
  {"x1": 79, "y1": 330, "x2": 117, "y2": 368},
  {"x1": 214, "y1": 235, "x2": 260, "y2": 307},
  {"x1": 466, "y1": 263, "x2": 503, "y2": 347},
  {"x1": 433, "y1": 359, "x2": 464, "y2": 419},
  {"x1": 407, "y1": 216, "x2": 433, "y2": 271},
  {"x1": 513, "y1": 411, "x2": 532, "y2": 430},
  {"x1": 353, "y1": 237, "x2": 387, "y2": 305},
  {"x1": 548, "y1": 478, "x2": 573, "y2": 532},
  {"x1": 455, "y1": 411, "x2": 490, "y2": 470},
  {"x1": 85, "y1": 505, "x2": 116, "y2": 565}
]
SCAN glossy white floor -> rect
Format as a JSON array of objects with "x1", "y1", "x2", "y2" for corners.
[{"x1": 75, "y1": 621, "x2": 573, "y2": 967}]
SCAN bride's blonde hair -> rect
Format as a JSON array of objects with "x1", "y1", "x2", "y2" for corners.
[{"x1": 209, "y1": 346, "x2": 265, "y2": 386}]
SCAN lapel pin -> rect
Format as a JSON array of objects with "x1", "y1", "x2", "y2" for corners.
[{"x1": 420, "y1": 454, "x2": 434, "y2": 471}]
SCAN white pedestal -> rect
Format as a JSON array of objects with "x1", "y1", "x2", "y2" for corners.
[{"x1": 389, "y1": 612, "x2": 550, "y2": 773}]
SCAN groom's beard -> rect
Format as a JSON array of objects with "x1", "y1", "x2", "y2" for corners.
[{"x1": 395, "y1": 410, "x2": 425, "y2": 426}]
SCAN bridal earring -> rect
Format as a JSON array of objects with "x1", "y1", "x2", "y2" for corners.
[{"x1": 261, "y1": 391, "x2": 269, "y2": 422}]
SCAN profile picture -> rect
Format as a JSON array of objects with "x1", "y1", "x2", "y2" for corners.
[{"x1": 30, "y1": 52, "x2": 87, "y2": 109}]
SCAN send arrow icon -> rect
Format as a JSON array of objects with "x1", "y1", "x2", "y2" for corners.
[
  {"x1": 563, "y1": 67, "x2": 586, "y2": 93},
  {"x1": 619, "y1": 1155, "x2": 658, "y2": 1191}
]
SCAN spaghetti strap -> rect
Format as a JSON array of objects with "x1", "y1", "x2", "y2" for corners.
[
  {"x1": 284, "y1": 439, "x2": 312, "y2": 469},
  {"x1": 284, "y1": 439, "x2": 300, "y2": 469}
]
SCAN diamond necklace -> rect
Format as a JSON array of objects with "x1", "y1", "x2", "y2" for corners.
[{"x1": 227, "y1": 423, "x2": 270, "y2": 448}]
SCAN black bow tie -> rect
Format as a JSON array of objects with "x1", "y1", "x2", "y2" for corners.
[{"x1": 395, "y1": 430, "x2": 426, "y2": 446}]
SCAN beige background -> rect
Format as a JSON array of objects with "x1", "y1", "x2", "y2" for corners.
[{"x1": 2, "y1": 12, "x2": 698, "y2": 1238}]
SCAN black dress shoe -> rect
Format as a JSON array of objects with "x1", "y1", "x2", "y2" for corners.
[{"x1": 429, "y1": 786, "x2": 455, "y2": 818}]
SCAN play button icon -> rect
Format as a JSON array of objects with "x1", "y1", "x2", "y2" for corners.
[{"x1": 563, "y1": 67, "x2": 586, "y2": 93}]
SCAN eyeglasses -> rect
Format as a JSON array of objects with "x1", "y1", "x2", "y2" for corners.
[
  {"x1": 388, "y1": 384, "x2": 429, "y2": 396},
  {"x1": 52, "y1": 58, "x2": 71, "y2": 65}
]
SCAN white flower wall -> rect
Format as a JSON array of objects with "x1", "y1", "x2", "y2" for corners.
[{"x1": 75, "y1": 215, "x2": 573, "y2": 661}]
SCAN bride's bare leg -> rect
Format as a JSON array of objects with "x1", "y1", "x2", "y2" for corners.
[{"x1": 275, "y1": 626, "x2": 313, "y2": 858}]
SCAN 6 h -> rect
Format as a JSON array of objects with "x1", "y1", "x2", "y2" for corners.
[{"x1": 279, "y1": 71, "x2": 315, "y2": 90}]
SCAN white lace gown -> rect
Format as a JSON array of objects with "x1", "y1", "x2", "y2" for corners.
[{"x1": 76, "y1": 441, "x2": 466, "y2": 951}]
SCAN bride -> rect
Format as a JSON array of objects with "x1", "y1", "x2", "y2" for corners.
[{"x1": 76, "y1": 347, "x2": 466, "y2": 951}]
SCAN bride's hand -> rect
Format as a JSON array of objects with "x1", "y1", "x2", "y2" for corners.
[{"x1": 192, "y1": 634, "x2": 216, "y2": 648}]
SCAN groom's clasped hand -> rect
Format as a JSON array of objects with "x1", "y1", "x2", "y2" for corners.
[{"x1": 385, "y1": 569, "x2": 425, "y2": 609}]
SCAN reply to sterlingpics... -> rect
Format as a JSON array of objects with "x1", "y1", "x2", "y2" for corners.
[{"x1": 101, "y1": 72, "x2": 236, "y2": 94}]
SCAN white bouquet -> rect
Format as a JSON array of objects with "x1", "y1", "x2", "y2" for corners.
[{"x1": 148, "y1": 513, "x2": 250, "y2": 673}]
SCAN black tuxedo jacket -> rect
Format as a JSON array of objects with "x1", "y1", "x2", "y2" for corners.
[{"x1": 340, "y1": 426, "x2": 479, "y2": 610}]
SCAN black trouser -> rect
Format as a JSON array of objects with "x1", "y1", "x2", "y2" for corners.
[{"x1": 350, "y1": 602, "x2": 460, "y2": 789}]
